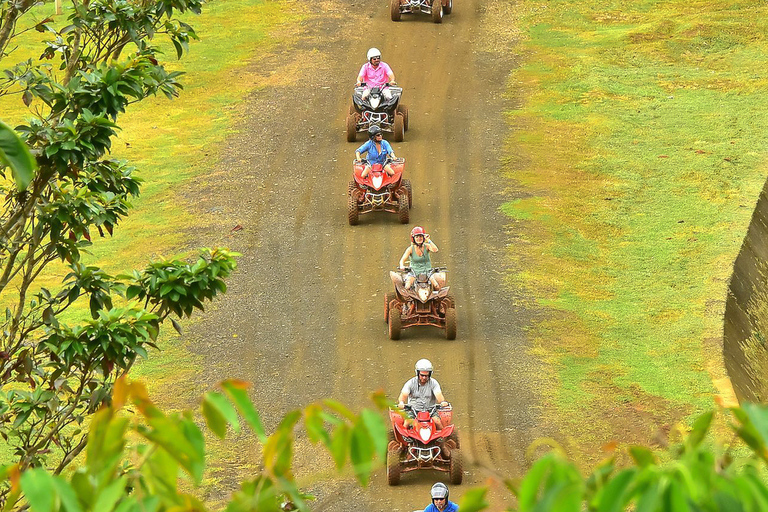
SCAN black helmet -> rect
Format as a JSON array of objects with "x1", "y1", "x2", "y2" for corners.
[{"x1": 368, "y1": 125, "x2": 382, "y2": 139}]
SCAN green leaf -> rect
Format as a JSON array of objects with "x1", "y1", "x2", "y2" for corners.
[
  {"x1": 349, "y1": 418, "x2": 375, "y2": 485},
  {"x1": 201, "y1": 394, "x2": 227, "y2": 439},
  {"x1": 92, "y1": 476, "x2": 126, "y2": 512},
  {"x1": 329, "y1": 423, "x2": 350, "y2": 469},
  {"x1": 518, "y1": 454, "x2": 556, "y2": 511},
  {"x1": 595, "y1": 468, "x2": 636, "y2": 512},
  {"x1": 202, "y1": 391, "x2": 240, "y2": 437},
  {"x1": 323, "y1": 399, "x2": 356, "y2": 422},
  {"x1": 222, "y1": 380, "x2": 266, "y2": 442},
  {"x1": 20, "y1": 469, "x2": 56, "y2": 512},
  {"x1": 458, "y1": 486, "x2": 490, "y2": 512},
  {"x1": 304, "y1": 404, "x2": 331, "y2": 447},
  {"x1": 0, "y1": 120, "x2": 36, "y2": 191},
  {"x1": 629, "y1": 446, "x2": 656, "y2": 468},
  {"x1": 686, "y1": 410, "x2": 714, "y2": 451},
  {"x1": 50, "y1": 477, "x2": 83, "y2": 512},
  {"x1": 361, "y1": 408, "x2": 388, "y2": 460}
]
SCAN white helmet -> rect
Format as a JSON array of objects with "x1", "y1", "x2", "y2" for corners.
[
  {"x1": 367, "y1": 47, "x2": 381, "y2": 61},
  {"x1": 415, "y1": 358, "x2": 433, "y2": 376},
  {"x1": 431, "y1": 482, "x2": 449, "y2": 500}
]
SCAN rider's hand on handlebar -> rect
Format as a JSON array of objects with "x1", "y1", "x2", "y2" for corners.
[
  {"x1": 440, "y1": 401, "x2": 448, "y2": 407},
  {"x1": 398, "y1": 401, "x2": 405, "y2": 409}
]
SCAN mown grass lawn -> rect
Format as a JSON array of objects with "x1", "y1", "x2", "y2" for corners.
[{"x1": 502, "y1": 0, "x2": 768, "y2": 461}]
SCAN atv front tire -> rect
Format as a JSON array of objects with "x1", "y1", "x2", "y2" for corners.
[
  {"x1": 384, "y1": 292, "x2": 397, "y2": 323},
  {"x1": 387, "y1": 447, "x2": 402, "y2": 485},
  {"x1": 445, "y1": 307, "x2": 457, "y2": 340},
  {"x1": 390, "y1": 0, "x2": 401, "y2": 21},
  {"x1": 401, "y1": 179, "x2": 412, "y2": 208},
  {"x1": 347, "y1": 190, "x2": 360, "y2": 225},
  {"x1": 396, "y1": 104, "x2": 409, "y2": 131},
  {"x1": 394, "y1": 114, "x2": 405, "y2": 142},
  {"x1": 398, "y1": 193, "x2": 409, "y2": 224},
  {"x1": 449, "y1": 448, "x2": 463, "y2": 484},
  {"x1": 346, "y1": 114, "x2": 357, "y2": 142},
  {"x1": 448, "y1": 431, "x2": 460, "y2": 449},
  {"x1": 431, "y1": 0, "x2": 443, "y2": 23},
  {"x1": 388, "y1": 308, "x2": 402, "y2": 340}
]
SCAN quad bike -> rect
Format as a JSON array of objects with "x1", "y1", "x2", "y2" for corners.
[
  {"x1": 348, "y1": 158, "x2": 411, "y2": 225},
  {"x1": 390, "y1": 0, "x2": 453, "y2": 23},
  {"x1": 385, "y1": 268, "x2": 456, "y2": 340},
  {"x1": 387, "y1": 403, "x2": 462, "y2": 485},
  {"x1": 346, "y1": 84, "x2": 408, "y2": 143}
]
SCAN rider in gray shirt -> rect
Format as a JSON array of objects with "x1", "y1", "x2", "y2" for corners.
[{"x1": 398, "y1": 358, "x2": 448, "y2": 429}]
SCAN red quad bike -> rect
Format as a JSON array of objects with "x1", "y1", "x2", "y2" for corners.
[
  {"x1": 348, "y1": 158, "x2": 411, "y2": 225},
  {"x1": 390, "y1": 0, "x2": 452, "y2": 23},
  {"x1": 387, "y1": 403, "x2": 462, "y2": 485},
  {"x1": 385, "y1": 268, "x2": 456, "y2": 340}
]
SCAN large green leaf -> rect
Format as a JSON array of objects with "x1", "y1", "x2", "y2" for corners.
[
  {"x1": 457, "y1": 487, "x2": 490, "y2": 512},
  {"x1": 222, "y1": 380, "x2": 266, "y2": 442},
  {"x1": 0, "y1": 120, "x2": 36, "y2": 191},
  {"x1": 20, "y1": 469, "x2": 56, "y2": 512},
  {"x1": 349, "y1": 418, "x2": 375, "y2": 485}
]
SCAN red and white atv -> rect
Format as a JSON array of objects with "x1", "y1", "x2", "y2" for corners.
[
  {"x1": 387, "y1": 403, "x2": 462, "y2": 485},
  {"x1": 348, "y1": 158, "x2": 411, "y2": 225},
  {"x1": 390, "y1": 0, "x2": 453, "y2": 23}
]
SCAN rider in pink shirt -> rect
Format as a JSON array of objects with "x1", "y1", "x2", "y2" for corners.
[{"x1": 356, "y1": 47, "x2": 396, "y2": 99}]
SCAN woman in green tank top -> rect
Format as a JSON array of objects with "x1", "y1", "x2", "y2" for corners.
[{"x1": 398, "y1": 226, "x2": 442, "y2": 290}]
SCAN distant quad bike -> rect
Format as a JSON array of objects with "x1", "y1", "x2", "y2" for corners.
[
  {"x1": 390, "y1": 0, "x2": 452, "y2": 23},
  {"x1": 346, "y1": 84, "x2": 408, "y2": 143},
  {"x1": 385, "y1": 268, "x2": 456, "y2": 340},
  {"x1": 387, "y1": 403, "x2": 462, "y2": 485},
  {"x1": 348, "y1": 158, "x2": 411, "y2": 225}
]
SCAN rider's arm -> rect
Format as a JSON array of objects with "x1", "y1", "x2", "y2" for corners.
[
  {"x1": 383, "y1": 140, "x2": 396, "y2": 160},
  {"x1": 399, "y1": 246, "x2": 412, "y2": 269},
  {"x1": 355, "y1": 141, "x2": 370, "y2": 161},
  {"x1": 356, "y1": 63, "x2": 366, "y2": 86},
  {"x1": 435, "y1": 390, "x2": 447, "y2": 405},
  {"x1": 425, "y1": 234, "x2": 438, "y2": 253},
  {"x1": 384, "y1": 63, "x2": 395, "y2": 83}
]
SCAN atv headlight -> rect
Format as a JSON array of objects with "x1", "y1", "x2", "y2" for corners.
[
  {"x1": 418, "y1": 287, "x2": 430, "y2": 303},
  {"x1": 420, "y1": 428, "x2": 431, "y2": 442}
]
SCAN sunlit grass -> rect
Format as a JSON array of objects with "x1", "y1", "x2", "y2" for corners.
[{"x1": 502, "y1": 0, "x2": 768, "y2": 459}]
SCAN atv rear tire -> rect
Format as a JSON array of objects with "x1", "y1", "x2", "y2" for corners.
[
  {"x1": 348, "y1": 180, "x2": 357, "y2": 195},
  {"x1": 396, "y1": 104, "x2": 409, "y2": 131},
  {"x1": 402, "y1": 179, "x2": 412, "y2": 208},
  {"x1": 347, "y1": 190, "x2": 359, "y2": 226},
  {"x1": 398, "y1": 193, "x2": 409, "y2": 224},
  {"x1": 384, "y1": 292, "x2": 397, "y2": 323},
  {"x1": 445, "y1": 307, "x2": 457, "y2": 340},
  {"x1": 387, "y1": 447, "x2": 402, "y2": 485},
  {"x1": 388, "y1": 308, "x2": 402, "y2": 340},
  {"x1": 431, "y1": 0, "x2": 443, "y2": 23},
  {"x1": 390, "y1": 0, "x2": 401, "y2": 21},
  {"x1": 443, "y1": 0, "x2": 452, "y2": 14},
  {"x1": 448, "y1": 431, "x2": 460, "y2": 449},
  {"x1": 394, "y1": 114, "x2": 405, "y2": 142},
  {"x1": 449, "y1": 448, "x2": 463, "y2": 484},
  {"x1": 346, "y1": 114, "x2": 357, "y2": 142},
  {"x1": 349, "y1": 103, "x2": 356, "y2": 115}
]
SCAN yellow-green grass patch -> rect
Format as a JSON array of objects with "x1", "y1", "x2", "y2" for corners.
[{"x1": 502, "y1": 0, "x2": 767, "y2": 462}]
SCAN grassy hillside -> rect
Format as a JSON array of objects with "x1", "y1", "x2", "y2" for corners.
[{"x1": 501, "y1": 0, "x2": 768, "y2": 460}]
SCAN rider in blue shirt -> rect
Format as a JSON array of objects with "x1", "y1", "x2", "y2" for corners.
[
  {"x1": 423, "y1": 483, "x2": 459, "y2": 512},
  {"x1": 355, "y1": 125, "x2": 397, "y2": 178}
]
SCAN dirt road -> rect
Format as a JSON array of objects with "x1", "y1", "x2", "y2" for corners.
[{"x1": 187, "y1": 0, "x2": 544, "y2": 509}]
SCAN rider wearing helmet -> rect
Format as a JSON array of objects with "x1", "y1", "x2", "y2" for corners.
[
  {"x1": 399, "y1": 226, "x2": 443, "y2": 290},
  {"x1": 356, "y1": 47, "x2": 396, "y2": 100},
  {"x1": 424, "y1": 483, "x2": 459, "y2": 512},
  {"x1": 398, "y1": 359, "x2": 449, "y2": 430},
  {"x1": 355, "y1": 125, "x2": 397, "y2": 178}
]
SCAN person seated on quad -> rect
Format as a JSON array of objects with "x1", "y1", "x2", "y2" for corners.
[
  {"x1": 399, "y1": 226, "x2": 444, "y2": 290},
  {"x1": 355, "y1": 125, "x2": 397, "y2": 178},
  {"x1": 423, "y1": 483, "x2": 459, "y2": 512},
  {"x1": 356, "y1": 47, "x2": 396, "y2": 100},
  {"x1": 398, "y1": 359, "x2": 449, "y2": 430}
]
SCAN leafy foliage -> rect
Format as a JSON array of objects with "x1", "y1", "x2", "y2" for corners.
[
  {"x1": 0, "y1": 0, "x2": 240, "y2": 506},
  {"x1": 0, "y1": 377, "x2": 387, "y2": 512}
]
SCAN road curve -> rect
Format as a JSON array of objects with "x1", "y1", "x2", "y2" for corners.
[{"x1": 187, "y1": 0, "x2": 543, "y2": 509}]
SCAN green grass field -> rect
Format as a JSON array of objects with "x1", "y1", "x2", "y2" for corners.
[{"x1": 502, "y1": 0, "x2": 768, "y2": 460}]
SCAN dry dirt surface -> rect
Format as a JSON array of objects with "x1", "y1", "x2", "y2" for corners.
[{"x1": 184, "y1": 0, "x2": 546, "y2": 509}]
